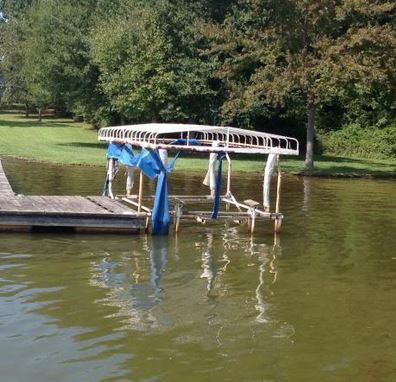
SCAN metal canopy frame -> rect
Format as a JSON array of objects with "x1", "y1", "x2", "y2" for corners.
[
  {"x1": 98, "y1": 123, "x2": 299, "y2": 156},
  {"x1": 98, "y1": 123, "x2": 300, "y2": 234}
]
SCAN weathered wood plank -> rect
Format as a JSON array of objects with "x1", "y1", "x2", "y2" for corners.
[
  {"x1": 0, "y1": 216, "x2": 142, "y2": 234},
  {"x1": 85, "y1": 196, "x2": 135, "y2": 214},
  {"x1": 0, "y1": 196, "x2": 136, "y2": 214},
  {"x1": 0, "y1": 213, "x2": 144, "y2": 229},
  {"x1": 0, "y1": 194, "x2": 145, "y2": 233},
  {"x1": 0, "y1": 160, "x2": 145, "y2": 233}
]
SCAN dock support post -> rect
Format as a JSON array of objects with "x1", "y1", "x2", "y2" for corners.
[
  {"x1": 107, "y1": 159, "x2": 116, "y2": 199},
  {"x1": 250, "y1": 209, "x2": 257, "y2": 235},
  {"x1": 174, "y1": 200, "x2": 183, "y2": 234},
  {"x1": 225, "y1": 153, "x2": 232, "y2": 211},
  {"x1": 263, "y1": 153, "x2": 277, "y2": 211},
  {"x1": 226, "y1": 153, "x2": 232, "y2": 195},
  {"x1": 274, "y1": 155, "x2": 282, "y2": 233},
  {"x1": 138, "y1": 171, "x2": 143, "y2": 213},
  {"x1": 203, "y1": 141, "x2": 219, "y2": 198},
  {"x1": 144, "y1": 215, "x2": 150, "y2": 234}
]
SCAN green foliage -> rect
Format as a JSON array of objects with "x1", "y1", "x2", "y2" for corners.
[
  {"x1": 23, "y1": 0, "x2": 101, "y2": 115},
  {"x1": 319, "y1": 124, "x2": 396, "y2": 159},
  {"x1": 1, "y1": 0, "x2": 103, "y2": 120},
  {"x1": 0, "y1": 18, "x2": 32, "y2": 108},
  {"x1": 90, "y1": 0, "x2": 217, "y2": 123},
  {"x1": 201, "y1": 0, "x2": 396, "y2": 166},
  {"x1": 0, "y1": 0, "x2": 395, "y2": 163}
]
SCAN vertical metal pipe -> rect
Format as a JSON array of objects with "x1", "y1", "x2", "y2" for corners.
[
  {"x1": 107, "y1": 159, "x2": 115, "y2": 199},
  {"x1": 138, "y1": 171, "x2": 143, "y2": 213},
  {"x1": 226, "y1": 153, "x2": 232, "y2": 196},
  {"x1": 275, "y1": 169, "x2": 281, "y2": 214},
  {"x1": 225, "y1": 153, "x2": 232, "y2": 211},
  {"x1": 274, "y1": 155, "x2": 282, "y2": 233},
  {"x1": 263, "y1": 153, "x2": 277, "y2": 211},
  {"x1": 250, "y1": 210, "x2": 256, "y2": 235}
]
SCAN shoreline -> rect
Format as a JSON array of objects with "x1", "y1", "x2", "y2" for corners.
[
  {"x1": 2, "y1": 154, "x2": 395, "y2": 179},
  {"x1": 1, "y1": 112, "x2": 395, "y2": 179}
]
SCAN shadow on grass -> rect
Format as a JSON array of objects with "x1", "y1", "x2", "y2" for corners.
[
  {"x1": 57, "y1": 142, "x2": 105, "y2": 149},
  {"x1": 0, "y1": 119, "x2": 77, "y2": 129},
  {"x1": 227, "y1": 154, "x2": 376, "y2": 165}
]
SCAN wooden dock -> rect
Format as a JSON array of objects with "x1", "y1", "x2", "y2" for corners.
[{"x1": 0, "y1": 160, "x2": 145, "y2": 233}]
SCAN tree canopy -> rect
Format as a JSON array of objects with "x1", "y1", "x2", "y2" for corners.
[{"x1": 1, "y1": 0, "x2": 395, "y2": 166}]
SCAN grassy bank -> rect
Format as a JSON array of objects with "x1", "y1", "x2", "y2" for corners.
[{"x1": 0, "y1": 112, "x2": 395, "y2": 177}]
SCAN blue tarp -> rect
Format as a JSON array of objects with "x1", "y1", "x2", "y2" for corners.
[
  {"x1": 104, "y1": 143, "x2": 179, "y2": 235},
  {"x1": 211, "y1": 153, "x2": 225, "y2": 219}
]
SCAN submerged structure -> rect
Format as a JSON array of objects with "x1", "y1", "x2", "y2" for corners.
[{"x1": 97, "y1": 123, "x2": 299, "y2": 235}]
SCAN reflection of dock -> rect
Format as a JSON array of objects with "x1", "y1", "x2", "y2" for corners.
[{"x1": 0, "y1": 159, "x2": 144, "y2": 233}]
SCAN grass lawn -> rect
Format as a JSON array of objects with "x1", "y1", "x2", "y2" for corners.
[{"x1": 1, "y1": 112, "x2": 395, "y2": 177}]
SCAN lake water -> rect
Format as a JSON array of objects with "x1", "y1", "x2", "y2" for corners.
[{"x1": 1, "y1": 158, "x2": 395, "y2": 382}]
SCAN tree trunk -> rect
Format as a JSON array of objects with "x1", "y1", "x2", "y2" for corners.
[
  {"x1": 305, "y1": 105, "x2": 315, "y2": 170},
  {"x1": 38, "y1": 108, "x2": 42, "y2": 122}
]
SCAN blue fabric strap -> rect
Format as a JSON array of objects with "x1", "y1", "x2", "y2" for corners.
[
  {"x1": 151, "y1": 171, "x2": 170, "y2": 235},
  {"x1": 211, "y1": 153, "x2": 226, "y2": 219},
  {"x1": 104, "y1": 143, "x2": 180, "y2": 235},
  {"x1": 170, "y1": 138, "x2": 200, "y2": 146}
]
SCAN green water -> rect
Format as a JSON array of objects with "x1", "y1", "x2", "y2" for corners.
[{"x1": 1, "y1": 158, "x2": 395, "y2": 382}]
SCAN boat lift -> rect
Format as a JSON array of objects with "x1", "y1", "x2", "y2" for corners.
[{"x1": 97, "y1": 123, "x2": 299, "y2": 235}]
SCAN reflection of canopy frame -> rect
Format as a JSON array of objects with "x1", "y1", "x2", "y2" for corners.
[{"x1": 98, "y1": 123, "x2": 299, "y2": 234}]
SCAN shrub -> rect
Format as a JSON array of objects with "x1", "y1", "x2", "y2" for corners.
[{"x1": 318, "y1": 125, "x2": 396, "y2": 160}]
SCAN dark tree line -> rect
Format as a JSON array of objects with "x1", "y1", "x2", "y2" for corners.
[{"x1": 1, "y1": 0, "x2": 395, "y2": 167}]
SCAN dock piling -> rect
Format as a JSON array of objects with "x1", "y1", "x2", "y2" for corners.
[{"x1": 274, "y1": 156, "x2": 282, "y2": 233}]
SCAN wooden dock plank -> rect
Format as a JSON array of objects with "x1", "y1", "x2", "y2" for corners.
[
  {"x1": 86, "y1": 196, "x2": 137, "y2": 214},
  {"x1": 0, "y1": 202, "x2": 145, "y2": 232},
  {"x1": 0, "y1": 196, "x2": 141, "y2": 216},
  {"x1": 0, "y1": 159, "x2": 145, "y2": 233},
  {"x1": 0, "y1": 213, "x2": 143, "y2": 229},
  {"x1": 0, "y1": 214, "x2": 142, "y2": 233}
]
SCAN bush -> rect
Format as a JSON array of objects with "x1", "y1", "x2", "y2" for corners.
[{"x1": 318, "y1": 125, "x2": 396, "y2": 160}]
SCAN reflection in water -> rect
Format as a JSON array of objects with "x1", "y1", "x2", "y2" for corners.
[
  {"x1": 198, "y1": 231, "x2": 283, "y2": 325},
  {"x1": 89, "y1": 237, "x2": 170, "y2": 331},
  {"x1": 89, "y1": 233, "x2": 284, "y2": 332},
  {"x1": 303, "y1": 176, "x2": 312, "y2": 211},
  {"x1": 255, "y1": 245, "x2": 269, "y2": 324},
  {"x1": 200, "y1": 235, "x2": 214, "y2": 292},
  {"x1": 150, "y1": 236, "x2": 168, "y2": 297},
  {"x1": 255, "y1": 234, "x2": 282, "y2": 323}
]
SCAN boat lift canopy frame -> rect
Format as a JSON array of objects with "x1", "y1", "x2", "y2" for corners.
[
  {"x1": 97, "y1": 123, "x2": 299, "y2": 234},
  {"x1": 98, "y1": 123, "x2": 299, "y2": 156}
]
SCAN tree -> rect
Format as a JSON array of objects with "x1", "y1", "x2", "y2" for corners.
[
  {"x1": 0, "y1": 15, "x2": 33, "y2": 115},
  {"x1": 90, "y1": 0, "x2": 217, "y2": 124},
  {"x1": 202, "y1": 0, "x2": 396, "y2": 168},
  {"x1": 22, "y1": 0, "x2": 103, "y2": 119}
]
